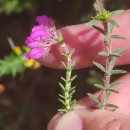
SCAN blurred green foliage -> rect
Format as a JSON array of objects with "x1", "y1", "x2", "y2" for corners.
[
  {"x1": 0, "y1": 38, "x2": 41, "y2": 77},
  {"x1": 0, "y1": 0, "x2": 36, "y2": 14},
  {"x1": 0, "y1": 53, "x2": 26, "y2": 77}
]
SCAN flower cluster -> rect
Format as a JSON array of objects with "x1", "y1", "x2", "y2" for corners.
[{"x1": 25, "y1": 15, "x2": 63, "y2": 59}]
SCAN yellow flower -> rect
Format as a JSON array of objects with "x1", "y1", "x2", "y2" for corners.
[
  {"x1": 96, "y1": 10, "x2": 111, "y2": 21},
  {"x1": 25, "y1": 59, "x2": 41, "y2": 69},
  {"x1": 25, "y1": 59, "x2": 34, "y2": 68},
  {"x1": 32, "y1": 61, "x2": 41, "y2": 69},
  {"x1": 14, "y1": 46, "x2": 22, "y2": 55},
  {"x1": 23, "y1": 46, "x2": 30, "y2": 53}
]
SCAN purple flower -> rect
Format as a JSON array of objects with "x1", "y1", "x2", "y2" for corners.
[{"x1": 25, "y1": 15, "x2": 63, "y2": 59}]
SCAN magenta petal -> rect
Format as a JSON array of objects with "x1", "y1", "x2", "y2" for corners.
[
  {"x1": 31, "y1": 26, "x2": 49, "y2": 39},
  {"x1": 26, "y1": 47, "x2": 50, "y2": 59},
  {"x1": 26, "y1": 48, "x2": 45, "y2": 59},
  {"x1": 36, "y1": 15, "x2": 54, "y2": 27},
  {"x1": 26, "y1": 41, "x2": 39, "y2": 48}
]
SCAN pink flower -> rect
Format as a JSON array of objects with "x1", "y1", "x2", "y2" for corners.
[{"x1": 25, "y1": 15, "x2": 63, "y2": 59}]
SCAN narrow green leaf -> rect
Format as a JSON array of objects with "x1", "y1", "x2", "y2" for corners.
[
  {"x1": 111, "y1": 70, "x2": 127, "y2": 75},
  {"x1": 108, "y1": 24, "x2": 115, "y2": 34},
  {"x1": 59, "y1": 82, "x2": 65, "y2": 91},
  {"x1": 92, "y1": 25, "x2": 106, "y2": 35},
  {"x1": 61, "y1": 76, "x2": 66, "y2": 82},
  {"x1": 59, "y1": 94, "x2": 65, "y2": 99},
  {"x1": 58, "y1": 98, "x2": 65, "y2": 105},
  {"x1": 110, "y1": 58, "x2": 116, "y2": 71},
  {"x1": 107, "y1": 88, "x2": 119, "y2": 94},
  {"x1": 111, "y1": 10, "x2": 124, "y2": 16},
  {"x1": 111, "y1": 35, "x2": 126, "y2": 39},
  {"x1": 70, "y1": 100, "x2": 76, "y2": 108},
  {"x1": 98, "y1": 51, "x2": 109, "y2": 57},
  {"x1": 108, "y1": 19, "x2": 120, "y2": 27},
  {"x1": 87, "y1": 19, "x2": 100, "y2": 26},
  {"x1": 61, "y1": 61, "x2": 67, "y2": 69},
  {"x1": 112, "y1": 48, "x2": 126, "y2": 54},
  {"x1": 70, "y1": 49, "x2": 75, "y2": 56},
  {"x1": 109, "y1": 82, "x2": 121, "y2": 89},
  {"x1": 93, "y1": 61, "x2": 106, "y2": 72},
  {"x1": 69, "y1": 90, "x2": 75, "y2": 96},
  {"x1": 58, "y1": 109, "x2": 67, "y2": 113},
  {"x1": 70, "y1": 86, "x2": 76, "y2": 91},
  {"x1": 61, "y1": 53, "x2": 67, "y2": 58},
  {"x1": 87, "y1": 93, "x2": 100, "y2": 104},
  {"x1": 70, "y1": 75, "x2": 77, "y2": 81},
  {"x1": 94, "y1": 84, "x2": 104, "y2": 89},
  {"x1": 110, "y1": 53, "x2": 121, "y2": 57},
  {"x1": 105, "y1": 104, "x2": 119, "y2": 109}
]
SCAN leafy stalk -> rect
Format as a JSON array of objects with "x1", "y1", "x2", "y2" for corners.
[
  {"x1": 87, "y1": 0, "x2": 126, "y2": 110},
  {"x1": 58, "y1": 44, "x2": 76, "y2": 113}
]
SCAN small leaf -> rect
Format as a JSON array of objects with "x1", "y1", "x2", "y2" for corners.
[
  {"x1": 111, "y1": 48, "x2": 126, "y2": 57},
  {"x1": 98, "y1": 51, "x2": 109, "y2": 57},
  {"x1": 69, "y1": 90, "x2": 75, "y2": 96},
  {"x1": 94, "y1": 84, "x2": 104, "y2": 89},
  {"x1": 111, "y1": 35, "x2": 126, "y2": 39},
  {"x1": 70, "y1": 75, "x2": 77, "y2": 81},
  {"x1": 87, "y1": 19, "x2": 100, "y2": 26},
  {"x1": 109, "y1": 82, "x2": 121, "y2": 89},
  {"x1": 59, "y1": 94, "x2": 65, "y2": 99},
  {"x1": 87, "y1": 93, "x2": 100, "y2": 104},
  {"x1": 107, "y1": 88, "x2": 119, "y2": 94},
  {"x1": 111, "y1": 70, "x2": 127, "y2": 75},
  {"x1": 61, "y1": 61, "x2": 67, "y2": 69},
  {"x1": 108, "y1": 19, "x2": 120, "y2": 27},
  {"x1": 69, "y1": 49, "x2": 75, "y2": 56},
  {"x1": 110, "y1": 53, "x2": 121, "y2": 57},
  {"x1": 112, "y1": 48, "x2": 126, "y2": 54},
  {"x1": 110, "y1": 58, "x2": 116, "y2": 71},
  {"x1": 58, "y1": 98, "x2": 65, "y2": 105},
  {"x1": 59, "y1": 82, "x2": 65, "y2": 91},
  {"x1": 61, "y1": 53, "x2": 67, "y2": 58},
  {"x1": 108, "y1": 24, "x2": 115, "y2": 34},
  {"x1": 105, "y1": 104, "x2": 119, "y2": 109},
  {"x1": 111, "y1": 10, "x2": 124, "y2": 16},
  {"x1": 70, "y1": 86, "x2": 76, "y2": 91},
  {"x1": 58, "y1": 109, "x2": 67, "y2": 113},
  {"x1": 93, "y1": 61, "x2": 106, "y2": 72},
  {"x1": 92, "y1": 25, "x2": 106, "y2": 35},
  {"x1": 61, "y1": 76, "x2": 66, "y2": 82},
  {"x1": 70, "y1": 100, "x2": 76, "y2": 108}
]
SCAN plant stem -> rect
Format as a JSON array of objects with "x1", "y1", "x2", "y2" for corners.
[
  {"x1": 64, "y1": 52, "x2": 72, "y2": 112},
  {"x1": 59, "y1": 44, "x2": 75, "y2": 113},
  {"x1": 100, "y1": 22, "x2": 112, "y2": 110}
]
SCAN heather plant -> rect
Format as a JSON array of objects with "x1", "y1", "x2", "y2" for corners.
[
  {"x1": 25, "y1": 0, "x2": 127, "y2": 113},
  {"x1": 25, "y1": 16, "x2": 76, "y2": 113},
  {"x1": 87, "y1": 0, "x2": 127, "y2": 110}
]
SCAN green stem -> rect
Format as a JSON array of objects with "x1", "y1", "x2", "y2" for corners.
[
  {"x1": 100, "y1": 22, "x2": 112, "y2": 110},
  {"x1": 64, "y1": 52, "x2": 73, "y2": 112},
  {"x1": 58, "y1": 44, "x2": 76, "y2": 113}
]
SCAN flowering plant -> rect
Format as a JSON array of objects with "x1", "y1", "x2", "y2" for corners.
[
  {"x1": 25, "y1": 0, "x2": 127, "y2": 113},
  {"x1": 25, "y1": 16, "x2": 63, "y2": 59},
  {"x1": 25, "y1": 16, "x2": 76, "y2": 113}
]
